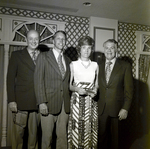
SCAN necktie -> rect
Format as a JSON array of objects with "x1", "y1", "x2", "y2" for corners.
[
  {"x1": 57, "y1": 53, "x2": 65, "y2": 78},
  {"x1": 31, "y1": 50, "x2": 37, "y2": 64},
  {"x1": 105, "y1": 61, "x2": 112, "y2": 83}
]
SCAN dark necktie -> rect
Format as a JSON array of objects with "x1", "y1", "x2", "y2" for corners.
[
  {"x1": 105, "y1": 61, "x2": 112, "y2": 83},
  {"x1": 57, "y1": 53, "x2": 65, "y2": 78}
]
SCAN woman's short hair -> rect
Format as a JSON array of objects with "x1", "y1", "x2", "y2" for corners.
[{"x1": 76, "y1": 36, "x2": 95, "y2": 56}]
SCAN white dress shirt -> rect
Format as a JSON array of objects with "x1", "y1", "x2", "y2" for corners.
[{"x1": 52, "y1": 48, "x2": 66, "y2": 71}]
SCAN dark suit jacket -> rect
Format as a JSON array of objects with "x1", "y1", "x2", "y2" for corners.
[
  {"x1": 98, "y1": 59, "x2": 134, "y2": 117},
  {"x1": 34, "y1": 49, "x2": 71, "y2": 115},
  {"x1": 7, "y1": 48, "x2": 38, "y2": 111}
]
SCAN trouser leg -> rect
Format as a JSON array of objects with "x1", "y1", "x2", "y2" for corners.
[
  {"x1": 11, "y1": 112, "x2": 27, "y2": 149},
  {"x1": 56, "y1": 103, "x2": 69, "y2": 149},
  {"x1": 98, "y1": 108, "x2": 110, "y2": 149},
  {"x1": 98, "y1": 110, "x2": 119, "y2": 149},
  {"x1": 111, "y1": 117, "x2": 119, "y2": 149},
  {"x1": 28, "y1": 111, "x2": 40, "y2": 149},
  {"x1": 12, "y1": 123, "x2": 25, "y2": 149},
  {"x1": 41, "y1": 114, "x2": 55, "y2": 149}
]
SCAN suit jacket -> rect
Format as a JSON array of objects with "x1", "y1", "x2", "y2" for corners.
[
  {"x1": 98, "y1": 59, "x2": 134, "y2": 117},
  {"x1": 7, "y1": 48, "x2": 38, "y2": 111},
  {"x1": 34, "y1": 49, "x2": 71, "y2": 115}
]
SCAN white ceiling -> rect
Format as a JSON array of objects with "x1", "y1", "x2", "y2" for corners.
[{"x1": 1, "y1": 0, "x2": 150, "y2": 26}]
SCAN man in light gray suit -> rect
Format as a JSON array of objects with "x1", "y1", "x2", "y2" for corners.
[{"x1": 34, "y1": 30, "x2": 71, "y2": 149}]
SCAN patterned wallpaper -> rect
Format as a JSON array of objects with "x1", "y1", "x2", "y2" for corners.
[
  {"x1": 0, "y1": 6, "x2": 89, "y2": 45},
  {"x1": 0, "y1": 6, "x2": 89, "y2": 60},
  {"x1": 118, "y1": 22, "x2": 150, "y2": 77}
]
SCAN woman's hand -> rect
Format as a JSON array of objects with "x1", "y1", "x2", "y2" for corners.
[
  {"x1": 76, "y1": 87, "x2": 87, "y2": 95},
  {"x1": 86, "y1": 87, "x2": 98, "y2": 98}
]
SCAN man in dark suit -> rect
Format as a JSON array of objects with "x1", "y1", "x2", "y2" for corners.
[
  {"x1": 98, "y1": 39, "x2": 134, "y2": 149},
  {"x1": 7, "y1": 30, "x2": 40, "y2": 149},
  {"x1": 34, "y1": 30, "x2": 71, "y2": 149}
]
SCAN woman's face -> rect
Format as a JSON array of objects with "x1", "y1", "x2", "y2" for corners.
[{"x1": 80, "y1": 45, "x2": 92, "y2": 59}]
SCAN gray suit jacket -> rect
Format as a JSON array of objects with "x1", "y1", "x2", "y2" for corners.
[{"x1": 34, "y1": 49, "x2": 71, "y2": 115}]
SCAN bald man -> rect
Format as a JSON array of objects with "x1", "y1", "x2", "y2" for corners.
[{"x1": 7, "y1": 30, "x2": 40, "y2": 149}]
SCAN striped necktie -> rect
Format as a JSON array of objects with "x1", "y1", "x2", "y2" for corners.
[
  {"x1": 57, "y1": 53, "x2": 65, "y2": 78},
  {"x1": 105, "y1": 61, "x2": 112, "y2": 83},
  {"x1": 31, "y1": 50, "x2": 37, "y2": 64}
]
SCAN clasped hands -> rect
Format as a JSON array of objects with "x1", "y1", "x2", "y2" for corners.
[
  {"x1": 76, "y1": 87, "x2": 97, "y2": 98},
  {"x1": 76, "y1": 87, "x2": 97, "y2": 108}
]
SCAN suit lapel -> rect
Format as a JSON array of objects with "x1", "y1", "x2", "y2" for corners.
[
  {"x1": 46, "y1": 50, "x2": 70, "y2": 79},
  {"x1": 63, "y1": 55, "x2": 70, "y2": 80},
  {"x1": 46, "y1": 50, "x2": 62, "y2": 76},
  {"x1": 100, "y1": 61, "x2": 107, "y2": 86},
  {"x1": 21, "y1": 48, "x2": 35, "y2": 71},
  {"x1": 108, "y1": 59, "x2": 121, "y2": 85}
]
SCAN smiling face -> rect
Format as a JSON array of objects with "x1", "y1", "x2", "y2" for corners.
[
  {"x1": 104, "y1": 42, "x2": 117, "y2": 61},
  {"x1": 27, "y1": 30, "x2": 39, "y2": 51},
  {"x1": 53, "y1": 32, "x2": 66, "y2": 52},
  {"x1": 80, "y1": 45, "x2": 92, "y2": 60}
]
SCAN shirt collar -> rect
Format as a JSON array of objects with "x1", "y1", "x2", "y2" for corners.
[
  {"x1": 27, "y1": 48, "x2": 37, "y2": 54},
  {"x1": 106, "y1": 58, "x2": 116, "y2": 65},
  {"x1": 52, "y1": 48, "x2": 63, "y2": 59}
]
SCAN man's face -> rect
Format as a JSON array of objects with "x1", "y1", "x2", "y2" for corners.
[
  {"x1": 27, "y1": 31, "x2": 39, "y2": 50},
  {"x1": 104, "y1": 42, "x2": 117, "y2": 60},
  {"x1": 53, "y1": 32, "x2": 66, "y2": 52}
]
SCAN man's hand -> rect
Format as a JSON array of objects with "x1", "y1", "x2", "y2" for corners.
[
  {"x1": 118, "y1": 109, "x2": 128, "y2": 120},
  {"x1": 39, "y1": 103, "x2": 48, "y2": 115},
  {"x1": 9, "y1": 102, "x2": 17, "y2": 112}
]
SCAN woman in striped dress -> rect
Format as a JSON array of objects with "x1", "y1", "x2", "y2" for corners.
[{"x1": 68, "y1": 36, "x2": 99, "y2": 149}]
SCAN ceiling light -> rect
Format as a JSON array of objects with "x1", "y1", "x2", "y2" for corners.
[{"x1": 83, "y1": 2, "x2": 91, "y2": 6}]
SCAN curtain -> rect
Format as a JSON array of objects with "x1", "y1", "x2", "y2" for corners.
[{"x1": 139, "y1": 55, "x2": 150, "y2": 83}]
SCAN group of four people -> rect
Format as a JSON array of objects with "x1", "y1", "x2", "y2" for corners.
[{"x1": 7, "y1": 29, "x2": 133, "y2": 149}]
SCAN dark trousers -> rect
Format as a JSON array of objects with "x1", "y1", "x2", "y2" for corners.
[
  {"x1": 12, "y1": 111, "x2": 40, "y2": 149},
  {"x1": 40, "y1": 102, "x2": 69, "y2": 149},
  {"x1": 98, "y1": 107, "x2": 119, "y2": 149}
]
